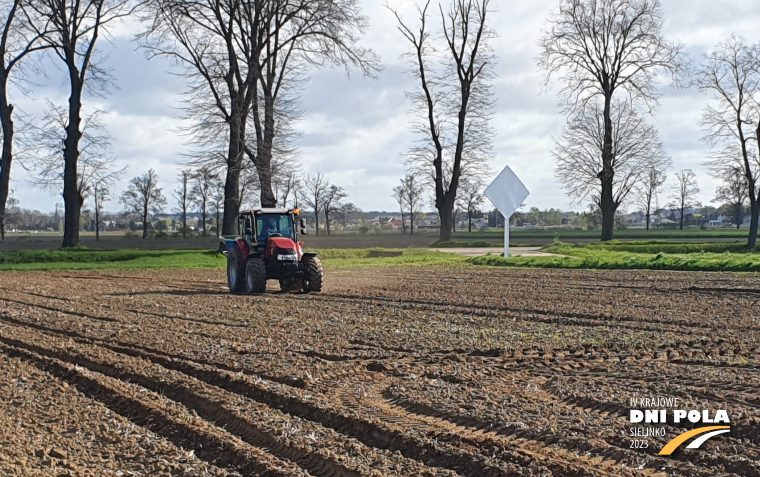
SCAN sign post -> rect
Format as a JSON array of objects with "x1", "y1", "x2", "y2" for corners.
[{"x1": 485, "y1": 166, "x2": 530, "y2": 258}]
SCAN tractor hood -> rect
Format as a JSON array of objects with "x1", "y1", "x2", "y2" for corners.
[{"x1": 266, "y1": 237, "x2": 298, "y2": 257}]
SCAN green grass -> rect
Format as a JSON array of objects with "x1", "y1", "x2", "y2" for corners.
[
  {"x1": 468, "y1": 241, "x2": 760, "y2": 272},
  {"x1": 549, "y1": 240, "x2": 752, "y2": 254},
  {"x1": 0, "y1": 249, "x2": 227, "y2": 271},
  {"x1": 7, "y1": 241, "x2": 760, "y2": 273},
  {"x1": 454, "y1": 228, "x2": 755, "y2": 241},
  {"x1": 429, "y1": 240, "x2": 542, "y2": 248},
  {"x1": 313, "y1": 248, "x2": 468, "y2": 267},
  {"x1": 0, "y1": 247, "x2": 466, "y2": 272}
]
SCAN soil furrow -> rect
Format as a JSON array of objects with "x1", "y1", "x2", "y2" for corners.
[{"x1": 0, "y1": 342, "x2": 309, "y2": 477}]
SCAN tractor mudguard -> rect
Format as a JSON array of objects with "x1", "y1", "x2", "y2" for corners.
[
  {"x1": 224, "y1": 238, "x2": 251, "y2": 259},
  {"x1": 301, "y1": 252, "x2": 319, "y2": 260}
]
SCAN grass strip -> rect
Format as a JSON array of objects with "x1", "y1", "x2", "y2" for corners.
[
  {"x1": 0, "y1": 248, "x2": 467, "y2": 272},
  {"x1": 468, "y1": 241, "x2": 760, "y2": 272}
]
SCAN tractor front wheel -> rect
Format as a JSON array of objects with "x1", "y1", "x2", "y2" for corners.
[
  {"x1": 245, "y1": 258, "x2": 268, "y2": 294},
  {"x1": 227, "y1": 243, "x2": 246, "y2": 293},
  {"x1": 302, "y1": 257, "x2": 324, "y2": 293}
]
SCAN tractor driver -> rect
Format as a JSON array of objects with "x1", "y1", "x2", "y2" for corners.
[{"x1": 258, "y1": 215, "x2": 281, "y2": 240}]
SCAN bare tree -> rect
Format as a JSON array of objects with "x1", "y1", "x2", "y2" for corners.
[
  {"x1": 538, "y1": 0, "x2": 684, "y2": 241},
  {"x1": 390, "y1": 0, "x2": 496, "y2": 242},
  {"x1": 320, "y1": 184, "x2": 347, "y2": 237},
  {"x1": 669, "y1": 169, "x2": 700, "y2": 230},
  {"x1": 140, "y1": 0, "x2": 255, "y2": 236},
  {"x1": 92, "y1": 179, "x2": 110, "y2": 240},
  {"x1": 246, "y1": 2, "x2": 378, "y2": 209},
  {"x1": 120, "y1": 169, "x2": 167, "y2": 239},
  {"x1": 336, "y1": 202, "x2": 359, "y2": 228},
  {"x1": 24, "y1": 104, "x2": 125, "y2": 222},
  {"x1": 697, "y1": 36, "x2": 760, "y2": 249},
  {"x1": 636, "y1": 167, "x2": 667, "y2": 231},
  {"x1": 22, "y1": 102, "x2": 126, "y2": 241},
  {"x1": 25, "y1": 0, "x2": 134, "y2": 247},
  {"x1": 172, "y1": 169, "x2": 191, "y2": 238},
  {"x1": 457, "y1": 180, "x2": 484, "y2": 233},
  {"x1": 392, "y1": 184, "x2": 408, "y2": 234},
  {"x1": 3, "y1": 187, "x2": 17, "y2": 230},
  {"x1": 714, "y1": 166, "x2": 749, "y2": 229},
  {"x1": 300, "y1": 172, "x2": 328, "y2": 236},
  {"x1": 210, "y1": 178, "x2": 224, "y2": 237},
  {"x1": 141, "y1": 0, "x2": 378, "y2": 235},
  {"x1": 191, "y1": 165, "x2": 218, "y2": 236},
  {"x1": 0, "y1": 0, "x2": 50, "y2": 241},
  {"x1": 276, "y1": 172, "x2": 300, "y2": 209},
  {"x1": 400, "y1": 173, "x2": 423, "y2": 234},
  {"x1": 554, "y1": 100, "x2": 671, "y2": 225}
]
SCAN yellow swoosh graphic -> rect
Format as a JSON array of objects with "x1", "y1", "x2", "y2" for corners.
[{"x1": 659, "y1": 426, "x2": 731, "y2": 456}]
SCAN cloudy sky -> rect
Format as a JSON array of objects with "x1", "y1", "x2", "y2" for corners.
[{"x1": 8, "y1": 0, "x2": 760, "y2": 214}]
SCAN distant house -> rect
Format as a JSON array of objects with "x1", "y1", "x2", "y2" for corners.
[
  {"x1": 655, "y1": 218, "x2": 678, "y2": 229},
  {"x1": 622, "y1": 211, "x2": 646, "y2": 227},
  {"x1": 416, "y1": 215, "x2": 440, "y2": 230},
  {"x1": 457, "y1": 218, "x2": 488, "y2": 231}
]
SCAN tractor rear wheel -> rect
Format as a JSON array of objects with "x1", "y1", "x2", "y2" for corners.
[
  {"x1": 245, "y1": 258, "x2": 268, "y2": 294},
  {"x1": 227, "y1": 243, "x2": 246, "y2": 293},
  {"x1": 302, "y1": 257, "x2": 324, "y2": 293}
]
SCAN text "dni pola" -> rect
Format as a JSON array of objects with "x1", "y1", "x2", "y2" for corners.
[{"x1": 630, "y1": 409, "x2": 730, "y2": 424}]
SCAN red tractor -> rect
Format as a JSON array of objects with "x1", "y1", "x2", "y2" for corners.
[{"x1": 221, "y1": 208, "x2": 323, "y2": 294}]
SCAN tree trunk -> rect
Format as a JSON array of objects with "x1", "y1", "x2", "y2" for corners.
[
  {"x1": 61, "y1": 78, "x2": 84, "y2": 248},
  {"x1": 94, "y1": 198, "x2": 100, "y2": 241},
  {"x1": 736, "y1": 204, "x2": 742, "y2": 230},
  {"x1": 468, "y1": 210, "x2": 472, "y2": 233},
  {"x1": 752, "y1": 127, "x2": 760, "y2": 249},
  {"x1": 645, "y1": 210, "x2": 651, "y2": 231},
  {"x1": 325, "y1": 209, "x2": 332, "y2": 237},
  {"x1": 679, "y1": 207, "x2": 685, "y2": 231},
  {"x1": 201, "y1": 204, "x2": 207, "y2": 236},
  {"x1": 222, "y1": 119, "x2": 243, "y2": 236},
  {"x1": 599, "y1": 92, "x2": 616, "y2": 242},
  {"x1": 599, "y1": 180, "x2": 616, "y2": 242},
  {"x1": 314, "y1": 208, "x2": 320, "y2": 237},
  {"x1": 438, "y1": 201, "x2": 453, "y2": 242},
  {"x1": 400, "y1": 208, "x2": 406, "y2": 234},
  {"x1": 749, "y1": 199, "x2": 759, "y2": 250},
  {"x1": 142, "y1": 206, "x2": 149, "y2": 240},
  {"x1": 256, "y1": 95, "x2": 277, "y2": 208},
  {"x1": 0, "y1": 74, "x2": 13, "y2": 242},
  {"x1": 410, "y1": 213, "x2": 414, "y2": 235}
]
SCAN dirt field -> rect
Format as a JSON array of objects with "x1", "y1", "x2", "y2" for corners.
[{"x1": 0, "y1": 266, "x2": 759, "y2": 477}]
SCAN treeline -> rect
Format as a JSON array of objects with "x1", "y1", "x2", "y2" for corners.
[{"x1": 0, "y1": 0, "x2": 379, "y2": 247}]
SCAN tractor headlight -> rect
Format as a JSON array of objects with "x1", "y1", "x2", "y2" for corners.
[{"x1": 278, "y1": 254, "x2": 298, "y2": 261}]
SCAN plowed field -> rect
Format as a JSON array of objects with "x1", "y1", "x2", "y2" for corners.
[{"x1": 1, "y1": 267, "x2": 759, "y2": 476}]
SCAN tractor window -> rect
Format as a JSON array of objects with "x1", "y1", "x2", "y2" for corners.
[
  {"x1": 256, "y1": 214, "x2": 294, "y2": 242},
  {"x1": 243, "y1": 217, "x2": 253, "y2": 241}
]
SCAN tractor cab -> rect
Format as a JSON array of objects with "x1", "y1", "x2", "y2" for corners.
[
  {"x1": 222, "y1": 208, "x2": 322, "y2": 295},
  {"x1": 238, "y1": 209, "x2": 300, "y2": 252}
]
